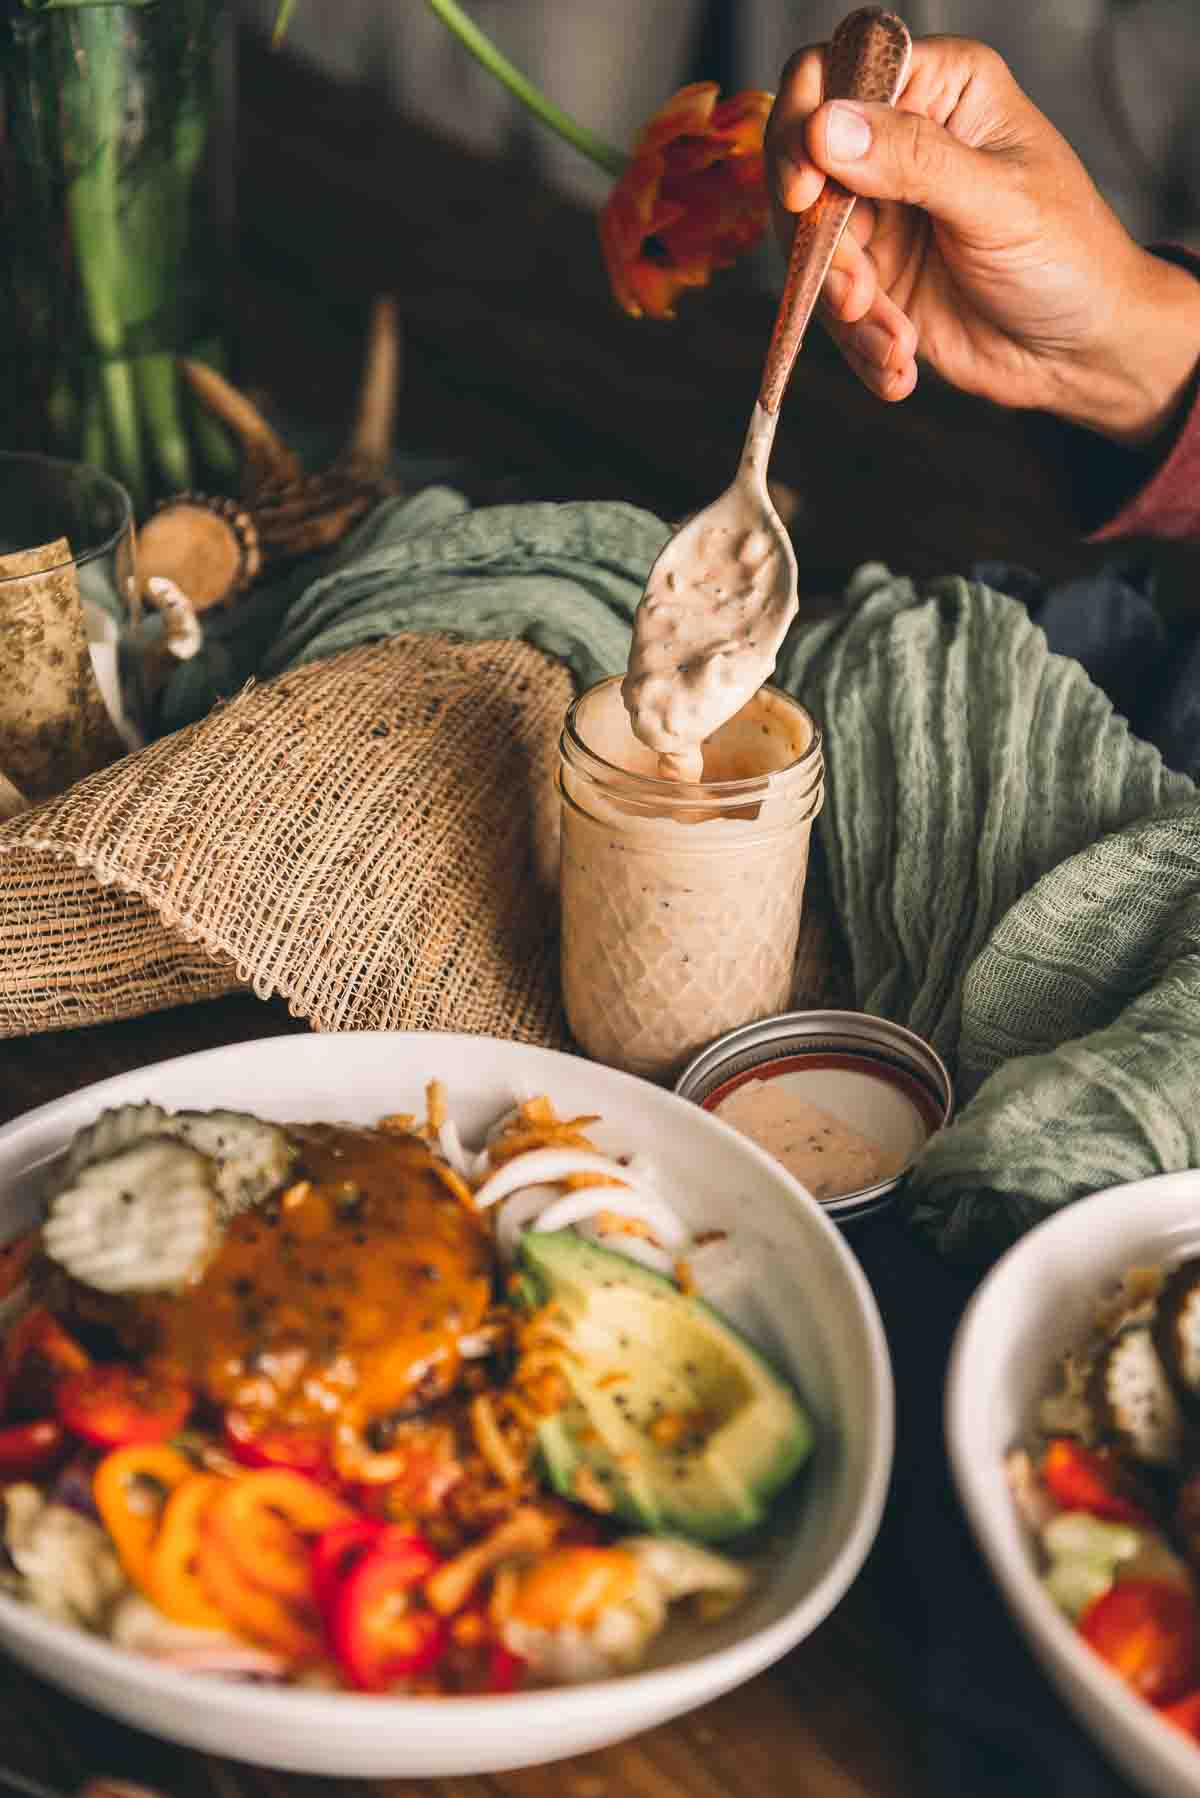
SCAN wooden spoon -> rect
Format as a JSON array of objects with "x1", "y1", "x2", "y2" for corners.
[{"x1": 622, "y1": 7, "x2": 913, "y2": 781}]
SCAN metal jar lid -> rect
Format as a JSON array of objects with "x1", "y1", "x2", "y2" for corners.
[{"x1": 674, "y1": 1009, "x2": 953, "y2": 1224}]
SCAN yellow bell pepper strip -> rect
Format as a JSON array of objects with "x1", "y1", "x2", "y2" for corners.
[
  {"x1": 93, "y1": 1443, "x2": 195, "y2": 1589},
  {"x1": 146, "y1": 1473, "x2": 230, "y2": 1631},
  {"x1": 194, "y1": 1527, "x2": 324, "y2": 1661},
  {"x1": 204, "y1": 1469, "x2": 355, "y2": 1602}
]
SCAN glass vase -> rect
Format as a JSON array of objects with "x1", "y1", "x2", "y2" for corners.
[{"x1": 0, "y1": 0, "x2": 236, "y2": 517}]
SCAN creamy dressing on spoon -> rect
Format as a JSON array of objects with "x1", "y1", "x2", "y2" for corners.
[{"x1": 622, "y1": 405, "x2": 797, "y2": 781}]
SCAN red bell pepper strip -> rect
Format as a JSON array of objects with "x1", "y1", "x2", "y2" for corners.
[
  {"x1": 224, "y1": 1411, "x2": 335, "y2": 1483},
  {"x1": 311, "y1": 1519, "x2": 388, "y2": 1619},
  {"x1": 327, "y1": 1536, "x2": 445, "y2": 1691},
  {"x1": 486, "y1": 1643, "x2": 526, "y2": 1694},
  {"x1": 1041, "y1": 1438, "x2": 1153, "y2": 1526},
  {"x1": 1160, "y1": 1689, "x2": 1200, "y2": 1740},
  {"x1": 0, "y1": 1227, "x2": 36, "y2": 1302},
  {"x1": 0, "y1": 1417, "x2": 69, "y2": 1482},
  {"x1": 312, "y1": 1521, "x2": 438, "y2": 1623},
  {"x1": 55, "y1": 1364, "x2": 192, "y2": 1449},
  {"x1": 1079, "y1": 1579, "x2": 1200, "y2": 1705}
]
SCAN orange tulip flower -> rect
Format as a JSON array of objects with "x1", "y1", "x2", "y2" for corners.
[{"x1": 600, "y1": 84, "x2": 774, "y2": 320}]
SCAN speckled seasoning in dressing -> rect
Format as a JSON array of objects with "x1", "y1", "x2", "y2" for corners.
[
  {"x1": 622, "y1": 404, "x2": 796, "y2": 784},
  {"x1": 558, "y1": 677, "x2": 822, "y2": 1081},
  {"x1": 712, "y1": 1079, "x2": 906, "y2": 1201}
]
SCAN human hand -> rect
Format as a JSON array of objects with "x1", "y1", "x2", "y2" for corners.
[{"x1": 765, "y1": 34, "x2": 1200, "y2": 446}]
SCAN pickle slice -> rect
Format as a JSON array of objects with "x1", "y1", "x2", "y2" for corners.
[
  {"x1": 62, "y1": 1103, "x2": 171, "y2": 1185},
  {"x1": 42, "y1": 1138, "x2": 220, "y2": 1294},
  {"x1": 57, "y1": 1103, "x2": 296, "y2": 1226},
  {"x1": 170, "y1": 1111, "x2": 297, "y2": 1222}
]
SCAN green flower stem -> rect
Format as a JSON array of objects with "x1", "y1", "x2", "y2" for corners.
[
  {"x1": 273, "y1": 0, "x2": 627, "y2": 177},
  {"x1": 187, "y1": 335, "x2": 239, "y2": 480},
  {"x1": 134, "y1": 354, "x2": 194, "y2": 491},
  {"x1": 66, "y1": 168, "x2": 148, "y2": 506},
  {"x1": 422, "y1": 0, "x2": 626, "y2": 176}
]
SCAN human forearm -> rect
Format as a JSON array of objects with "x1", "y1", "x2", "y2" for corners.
[{"x1": 1048, "y1": 250, "x2": 1200, "y2": 450}]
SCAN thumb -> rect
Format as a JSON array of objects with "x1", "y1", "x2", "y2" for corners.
[{"x1": 808, "y1": 99, "x2": 998, "y2": 233}]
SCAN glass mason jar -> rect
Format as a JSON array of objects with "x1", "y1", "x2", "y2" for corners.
[
  {"x1": 558, "y1": 676, "x2": 824, "y2": 1082},
  {"x1": 0, "y1": 0, "x2": 236, "y2": 517}
]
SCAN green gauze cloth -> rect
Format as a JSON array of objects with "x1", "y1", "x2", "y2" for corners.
[
  {"x1": 778, "y1": 563, "x2": 1199, "y2": 1271},
  {"x1": 155, "y1": 498, "x2": 1200, "y2": 1273}
]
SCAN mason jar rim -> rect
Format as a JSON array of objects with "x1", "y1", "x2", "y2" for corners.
[
  {"x1": 0, "y1": 452, "x2": 134, "y2": 583},
  {"x1": 561, "y1": 674, "x2": 823, "y2": 809}
]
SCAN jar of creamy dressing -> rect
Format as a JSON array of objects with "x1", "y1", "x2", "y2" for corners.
[{"x1": 558, "y1": 676, "x2": 824, "y2": 1082}]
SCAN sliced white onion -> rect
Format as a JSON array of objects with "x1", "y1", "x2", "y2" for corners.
[
  {"x1": 436, "y1": 1118, "x2": 490, "y2": 1182},
  {"x1": 494, "y1": 1184, "x2": 560, "y2": 1262},
  {"x1": 577, "y1": 1224, "x2": 676, "y2": 1276},
  {"x1": 473, "y1": 1149, "x2": 647, "y2": 1212},
  {"x1": 533, "y1": 1186, "x2": 688, "y2": 1249}
]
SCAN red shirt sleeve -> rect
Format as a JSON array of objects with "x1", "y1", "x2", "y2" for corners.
[{"x1": 1084, "y1": 245, "x2": 1200, "y2": 545}]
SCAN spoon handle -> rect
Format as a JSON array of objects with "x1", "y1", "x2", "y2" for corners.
[{"x1": 757, "y1": 7, "x2": 912, "y2": 415}]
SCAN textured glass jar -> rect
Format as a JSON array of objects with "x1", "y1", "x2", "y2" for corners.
[
  {"x1": 0, "y1": 1, "x2": 235, "y2": 515},
  {"x1": 558, "y1": 676, "x2": 824, "y2": 1082}
]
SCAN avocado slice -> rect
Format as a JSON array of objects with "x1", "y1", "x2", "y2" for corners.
[{"x1": 516, "y1": 1231, "x2": 812, "y2": 1542}]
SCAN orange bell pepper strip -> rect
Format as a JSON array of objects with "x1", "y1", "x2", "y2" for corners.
[
  {"x1": 195, "y1": 1527, "x2": 323, "y2": 1661},
  {"x1": 93, "y1": 1443, "x2": 195, "y2": 1589},
  {"x1": 205, "y1": 1469, "x2": 355, "y2": 1602},
  {"x1": 146, "y1": 1473, "x2": 231, "y2": 1632}
]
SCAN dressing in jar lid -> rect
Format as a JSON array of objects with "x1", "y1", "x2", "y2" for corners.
[{"x1": 674, "y1": 1009, "x2": 953, "y2": 1223}]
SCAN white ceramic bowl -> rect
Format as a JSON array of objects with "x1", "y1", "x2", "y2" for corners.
[
  {"x1": 947, "y1": 1170, "x2": 1200, "y2": 1798},
  {"x1": 0, "y1": 1032, "x2": 893, "y2": 1778}
]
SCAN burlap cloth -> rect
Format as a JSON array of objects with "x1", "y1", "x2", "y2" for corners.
[{"x1": 0, "y1": 636, "x2": 578, "y2": 1042}]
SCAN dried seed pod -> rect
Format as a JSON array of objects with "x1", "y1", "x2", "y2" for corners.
[
  {"x1": 178, "y1": 295, "x2": 404, "y2": 569},
  {"x1": 137, "y1": 495, "x2": 261, "y2": 613}
]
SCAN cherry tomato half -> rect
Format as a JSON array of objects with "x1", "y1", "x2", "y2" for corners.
[
  {"x1": 224, "y1": 1412, "x2": 336, "y2": 1486},
  {"x1": 55, "y1": 1364, "x2": 192, "y2": 1448},
  {"x1": 4, "y1": 1308, "x2": 90, "y2": 1419},
  {"x1": 1159, "y1": 1689, "x2": 1200, "y2": 1741},
  {"x1": 1041, "y1": 1438, "x2": 1153, "y2": 1527},
  {"x1": 0, "y1": 1417, "x2": 68, "y2": 1482},
  {"x1": 1079, "y1": 1579, "x2": 1200, "y2": 1705}
]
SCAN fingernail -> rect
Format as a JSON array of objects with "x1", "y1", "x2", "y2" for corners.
[
  {"x1": 824, "y1": 270, "x2": 851, "y2": 311},
  {"x1": 826, "y1": 102, "x2": 871, "y2": 162},
  {"x1": 774, "y1": 152, "x2": 809, "y2": 206},
  {"x1": 857, "y1": 322, "x2": 894, "y2": 368}
]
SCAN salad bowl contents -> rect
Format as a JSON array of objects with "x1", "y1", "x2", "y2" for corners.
[
  {"x1": 947, "y1": 1169, "x2": 1200, "y2": 1798},
  {"x1": 1, "y1": 1089, "x2": 808, "y2": 1694},
  {"x1": 0, "y1": 1033, "x2": 892, "y2": 1776}
]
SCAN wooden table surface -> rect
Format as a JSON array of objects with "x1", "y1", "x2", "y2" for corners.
[{"x1": 0, "y1": 30, "x2": 1152, "y2": 1798}]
